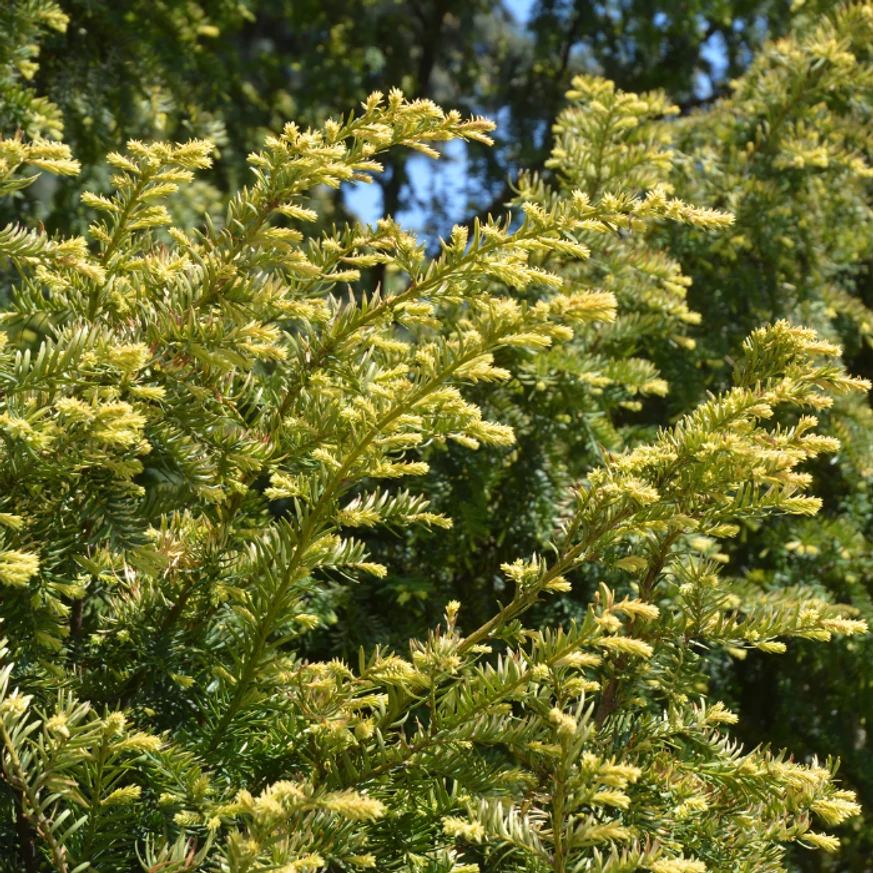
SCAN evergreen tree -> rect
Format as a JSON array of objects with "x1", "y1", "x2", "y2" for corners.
[
  {"x1": 2, "y1": 2, "x2": 873, "y2": 872},
  {"x1": 665, "y1": 6, "x2": 873, "y2": 869}
]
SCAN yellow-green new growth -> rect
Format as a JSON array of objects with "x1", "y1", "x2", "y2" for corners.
[{"x1": 0, "y1": 23, "x2": 869, "y2": 871}]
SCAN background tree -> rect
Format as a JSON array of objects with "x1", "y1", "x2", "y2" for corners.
[{"x1": 7, "y1": 0, "x2": 821, "y2": 235}]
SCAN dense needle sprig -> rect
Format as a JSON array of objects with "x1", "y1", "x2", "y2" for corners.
[{"x1": 0, "y1": 4, "x2": 871, "y2": 872}]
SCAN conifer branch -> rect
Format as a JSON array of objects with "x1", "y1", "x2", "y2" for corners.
[{"x1": 1, "y1": 6, "x2": 872, "y2": 865}]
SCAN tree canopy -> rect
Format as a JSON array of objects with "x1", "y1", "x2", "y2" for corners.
[{"x1": 2, "y1": 2, "x2": 873, "y2": 871}]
